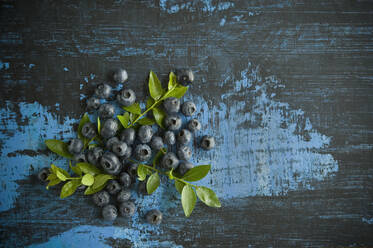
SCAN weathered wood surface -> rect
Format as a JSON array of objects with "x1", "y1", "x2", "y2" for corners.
[{"x1": 1, "y1": 0, "x2": 373, "y2": 247}]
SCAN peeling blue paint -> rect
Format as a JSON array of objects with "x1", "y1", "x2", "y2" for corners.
[
  {"x1": 0, "y1": 61, "x2": 10, "y2": 70},
  {"x1": 63, "y1": 67, "x2": 69, "y2": 72},
  {"x1": 362, "y1": 217, "x2": 373, "y2": 224}
]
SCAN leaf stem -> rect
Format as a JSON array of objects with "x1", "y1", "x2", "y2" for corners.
[{"x1": 173, "y1": 176, "x2": 197, "y2": 188}]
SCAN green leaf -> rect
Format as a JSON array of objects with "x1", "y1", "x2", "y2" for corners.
[
  {"x1": 78, "y1": 113, "x2": 91, "y2": 141},
  {"x1": 168, "y1": 71, "x2": 177, "y2": 90},
  {"x1": 152, "y1": 148, "x2": 166, "y2": 167},
  {"x1": 166, "y1": 85, "x2": 188, "y2": 99},
  {"x1": 182, "y1": 165, "x2": 211, "y2": 182},
  {"x1": 84, "y1": 174, "x2": 113, "y2": 195},
  {"x1": 149, "y1": 71, "x2": 165, "y2": 100},
  {"x1": 81, "y1": 174, "x2": 94, "y2": 186},
  {"x1": 196, "y1": 186, "x2": 221, "y2": 208},
  {"x1": 181, "y1": 184, "x2": 196, "y2": 217},
  {"x1": 146, "y1": 98, "x2": 155, "y2": 109},
  {"x1": 45, "y1": 139, "x2": 73, "y2": 159},
  {"x1": 70, "y1": 164, "x2": 82, "y2": 176},
  {"x1": 146, "y1": 172, "x2": 160, "y2": 194},
  {"x1": 56, "y1": 170, "x2": 67, "y2": 181},
  {"x1": 60, "y1": 180, "x2": 81, "y2": 199},
  {"x1": 77, "y1": 162, "x2": 103, "y2": 175},
  {"x1": 47, "y1": 173, "x2": 57, "y2": 181},
  {"x1": 123, "y1": 102, "x2": 141, "y2": 115},
  {"x1": 117, "y1": 112, "x2": 130, "y2": 128},
  {"x1": 138, "y1": 117, "x2": 156, "y2": 126},
  {"x1": 152, "y1": 107, "x2": 166, "y2": 129},
  {"x1": 137, "y1": 164, "x2": 150, "y2": 181},
  {"x1": 174, "y1": 180, "x2": 185, "y2": 194},
  {"x1": 58, "y1": 167, "x2": 70, "y2": 178},
  {"x1": 46, "y1": 178, "x2": 61, "y2": 189},
  {"x1": 97, "y1": 117, "x2": 101, "y2": 135}
]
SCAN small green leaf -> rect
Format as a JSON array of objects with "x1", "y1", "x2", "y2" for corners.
[
  {"x1": 123, "y1": 102, "x2": 141, "y2": 115},
  {"x1": 182, "y1": 165, "x2": 211, "y2": 182},
  {"x1": 196, "y1": 186, "x2": 221, "y2": 208},
  {"x1": 152, "y1": 107, "x2": 166, "y2": 129},
  {"x1": 81, "y1": 174, "x2": 94, "y2": 186},
  {"x1": 152, "y1": 148, "x2": 166, "y2": 167},
  {"x1": 58, "y1": 167, "x2": 70, "y2": 178},
  {"x1": 84, "y1": 174, "x2": 113, "y2": 195},
  {"x1": 60, "y1": 180, "x2": 81, "y2": 199},
  {"x1": 77, "y1": 162, "x2": 103, "y2": 175},
  {"x1": 46, "y1": 178, "x2": 61, "y2": 189},
  {"x1": 181, "y1": 184, "x2": 196, "y2": 217},
  {"x1": 149, "y1": 71, "x2": 165, "y2": 100},
  {"x1": 168, "y1": 71, "x2": 177, "y2": 90},
  {"x1": 117, "y1": 112, "x2": 130, "y2": 128},
  {"x1": 174, "y1": 180, "x2": 185, "y2": 194},
  {"x1": 138, "y1": 117, "x2": 156, "y2": 126},
  {"x1": 70, "y1": 164, "x2": 82, "y2": 176},
  {"x1": 56, "y1": 170, "x2": 67, "y2": 181},
  {"x1": 47, "y1": 173, "x2": 57, "y2": 181},
  {"x1": 137, "y1": 164, "x2": 150, "y2": 181},
  {"x1": 50, "y1": 164, "x2": 58, "y2": 174},
  {"x1": 166, "y1": 85, "x2": 188, "y2": 99},
  {"x1": 78, "y1": 113, "x2": 91, "y2": 141},
  {"x1": 146, "y1": 98, "x2": 155, "y2": 109},
  {"x1": 146, "y1": 172, "x2": 160, "y2": 194},
  {"x1": 97, "y1": 117, "x2": 101, "y2": 135},
  {"x1": 45, "y1": 140, "x2": 73, "y2": 159}
]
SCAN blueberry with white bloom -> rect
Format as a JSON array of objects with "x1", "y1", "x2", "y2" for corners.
[
  {"x1": 102, "y1": 204, "x2": 118, "y2": 221},
  {"x1": 86, "y1": 97, "x2": 100, "y2": 111},
  {"x1": 119, "y1": 172, "x2": 132, "y2": 188},
  {"x1": 138, "y1": 125, "x2": 153, "y2": 143},
  {"x1": 95, "y1": 83, "x2": 112, "y2": 99},
  {"x1": 119, "y1": 201, "x2": 136, "y2": 217},
  {"x1": 93, "y1": 190, "x2": 110, "y2": 207},
  {"x1": 176, "y1": 129, "x2": 192, "y2": 145},
  {"x1": 176, "y1": 69, "x2": 194, "y2": 86},
  {"x1": 177, "y1": 145, "x2": 192, "y2": 161},
  {"x1": 181, "y1": 101, "x2": 197, "y2": 116},
  {"x1": 117, "y1": 89, "x2": 136, "y2": 107},
  {"x1": 161, "y1": 152, "x2": 179, "y2": 169},
  {"x1": 100, "y1": 118, "x2": 119, "y2": 139},
  {"x1": 67, "y1": 138, "x2": 83, "y2": 154},
  {"x1": 38, "y1": 167, "x2": 50, "y2": 183},
  {"x1": 113, "y1": 68, "x2": 128, "y2": 83},
  {"x1": 164, "y1": 131, "x2": 176, "y2": 145},
  {"x1": 105, "y1": 137, "x2": 119, "y2": 151},
  {"x1": 201, "y1": 135, "x2": 215, "y2": 150},
  {"x1": 106, "y1": 180, "x2": 121, "y2": 195},
  {"x1": 164, "y1": 115, "x2": 182, "y2": 131},
  {"x1": 177, "y1": 161, "x2": 194, "y2": 176},
  {"x1": 150, "y1": 136, "x2": 164, "y2": 150},
  {"x1": 74, "y1": 152, "x2": 87, "y2": 163},
  {"x1": 100, "y1": 152, "x2": 122, "y2": 175},
  {"x1": 187, "y1": 119, "x2": 201, "y2": 132},
  {"x1": 87, "y1": 147, "x2": 104, "y2": 166},
  {"x1": 135, "y1": 144, "x2": 152, "y2": 161},
  {"x1": 119, "y1": 128, "x2": 136, "y2": 145},
  {"x1": 127, "y1": 163, "x2": 138, "y2": 178},
  {"x1": 81, "y1": 122, "x2": 97, "y2": 139},
  {"x1": 146, "y1": 209, "x2": 163, "y2": 225},
  {"x1": 163, "y1": 97, "x2": 180, "y2": 113},
  {"x1": 117, "y1": 189, "x2": 131, "y2": 202},
  {"x1": 112, "y1": 141, "x2": 128, "y2": 157},
  {"x1": 98, "y1": 103, "x2": 115, "y2": 119}
]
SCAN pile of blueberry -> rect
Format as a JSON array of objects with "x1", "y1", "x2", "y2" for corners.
[{"x1": 38, "y1": 68, "x2": 215, "y2": 223}]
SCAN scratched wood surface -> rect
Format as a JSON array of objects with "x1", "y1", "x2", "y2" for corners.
[{"x1": 1, "y1": 0, "x2": 373, "y2": 247}]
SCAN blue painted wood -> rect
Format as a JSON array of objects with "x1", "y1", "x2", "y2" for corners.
[{"x1": 1, "y1": 0, "x2": 373, "y2": 247}]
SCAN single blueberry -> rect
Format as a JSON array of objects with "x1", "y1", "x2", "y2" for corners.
[
  {"x1": 177, "y1": 161, "x2": 194, "y2": 176},
  {"x1": 87, "y1": 147, "x2": 104, "y2": 166},
  {"x1": 117, "y1": 189, "x2": 131, "y2": 202},
  {"x1": 146, "y1": 209, "x2": 163, "y2": 225},
  {"x1": 134, "y1": 144, "x2": 152, "y2": 161},
  {"x1": 201, "y1": 135, "x2": 215, "y2": 150},
  {"x1": 118, "y1": 172, "x2": 132, "y2": 188},
  {"x1": 98, "y1": 103, "x2": 115, "y2": 119},
  {"x1": 95, "y1": 83, "x2": 112, "y2": 99},
  {"x1": 137, "y1": 125, "x2": 153, "y2": 143},
  {"x1": 67, "y1": 138, "x2": 84, "y2": 155},
  {"x1": 176, "y1": 69, "x2": 194, "y2": 86},
  {"x1": 164, "y1": 115, "x2": 182, "y2": 131},
  {"x1": 81, "y1": 122, "x2": 97, "y2": 139},
  {"x1": 106, "y1": 180, "x2": 122, "y2": 195},
  {"x1": 38, "y1": 167, "x2": 50, "y2": 183},
  {"x1": 161, "y1": 152, "x2": 179, "y2": 169},
  {"x1": 92, "y1": 190, "x2": 110, "y2": 207},
  {"x1": 163, "y1": 97, "x2": 180, "y2": 113},
  {"x1": 127, "y1": 163, "x2": 138, "y2": 178},
  {"x1": 100, "y1": 152, "x2": 122, "y2": 175},
  {"x1": 121, "y1": 146, "x2": 132, "y2": 160},
  {"x1": 119, "y1": 201, "x2": 136, "y2": 217},
  {"x1": 150, "y1": 136, "x2": 164, "y2": 151},
  {"x1": 113, "y1": 68, "x2": 128, "y2": 83},
  {"x1": 105, "y1": 137, "x2": 120, "y2": 151},
  {"x1": 181, "y1": 101, "x2": 197, "y2": 116},
  {"x1": 138, "y1": 180, "x2": 148, "y2": 195},
  {"x1": 74, "y1": 152, "x2": 87, "y2": 163},
  {"x1": 177, "y1": 145, "x2": 192, "y2": 161},
  {"x1": 119, "y1": 128, "x2": 136, "y2": 145},
  {"x1": 102, "y1": 204, "x2": 118, "y2": 221},
  {"x1": 176, "y1": 129, "x2": 192, "y2": 145},
  {"x1": 112, "y1": 141, "x2": 128, "y2": 157},
  {"x1": 86, "y1": 96, "x2": 100, "y2": 111},
  {"x1": 187, "y1": 119, "x2": 201, "y2": 132},
  {"x1": 101, "y1": 118, "x2": 119, "y2": 139},
  {"x1": 117, "y1": 89, "x2": 136, "y2": 107},
  {"x1": 164, "y1": 131, "x2": 176, "y2": 145}
]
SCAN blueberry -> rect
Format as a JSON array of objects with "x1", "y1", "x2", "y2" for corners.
[
  {"x1": 38, "y1": 167, "x2": 50, "y2": 183},
  {"x1": 106, "y1": 180, "x2": 121, "y2": 195},
  {"x1": 119, "y1": 128, "x2": 136, "y2": 145},
  {"x1": 176, "y1": 129, "x2": 192, "y2": 145},
  {"x1": 119, "y1": 201, "x2": 136, "y2": 217},
  {"x1": 164, "y1": 115, "x2": 182, "y2": 131},
  {"x1": 150, "y1": 136, "x2": 164, "y2": 150},
  {"x1": 98, "y1": 103, "x2": 115, "y2": 119},
  {"x1": 74, "y1": 152, "x2": 87, "y2": 163},
  {"x1": 176, "y1": 69, "x2": 194, "y2": 86},
  {"x1": 67, "y1": 138, "x2": 84, "y2": 155},
  {"x1": 177, "y1": 145, "x2": 192, "y2": 161},
  {"x1": 138, "y1": 180, "x2": 148, "y2": 195},
  {"x1": 164, "y1": 131, "x2": 176, "y2": 145},
  {"x1": 187, "y1": 119, "x2": 201, "y2": 132},
  {"x1": 135, "y1": 144, "x2": 152, "y2": 161},
  {"x1": 105, "y1": 137, "x2": 120, "y2": 151},
  {"x1": 146, "y1": 209, "x2": 163, "y2": 225},
  {"x1": 119, "y1": 172, "x2": 132, "y2": 188},
  {"x1": 86, "y1": 97, "x2": 100, "y2": 111},
  {"x1": 117, "y1": 89, "x2": 136, "y2": 107},
  {"x1": 112, "y1": 141, "x2": 128, "y2": 157},
  {"x1": 177, "y1": 161, "x2": 194, "y2": 176},
  {"x1": 122, "y1": 146, "x2": 132, "y2": 159},
  {"x1": 113, "y1": 68, "x2": 128, "y2": 83},
  {"x1": 93, "y1": 190, "x2": 110, "y2": 207},
  {"x1": 95, "y1": 83, "x2": 112, "y2": 99},
  {"x1": 163, "y1": 97, "x2": 180, "y2": 113},
  {"x1": 87, "y1": 147, "x2": 104, "y2": 166},
  {"x1": 117, "y1": 189, "x2": 131, "y2": 202},
  {"x1": 138, "y1": 125, "x2": 153, "y2": 143},
  {"x1": 101, "y1": 118, "x2": 119, "y2": 139},
  {"x1": 181, "y1": 101, "x2": 197, "y2": 116},
  {"x1": 127, "y1": 163, "x2": 138, "y2": 178},
  {"x1": 100, "y1": 152, "x2": 122, "y2": 175},
  {"x1": 161, "y1": 152, "x2": 179, "y2": 169},
  {"x1": 102, "y1": 204, "x2": 118, "y2": 221},
  {"x1": 77, "y1": 185, "x2": 87, "y2": 191},
  {"x1": 201, "y1": 135, "x2": 215, "y2": 150},
  {"x1": 81, "y1": 122, "x2": 97, "y2": 139}
]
